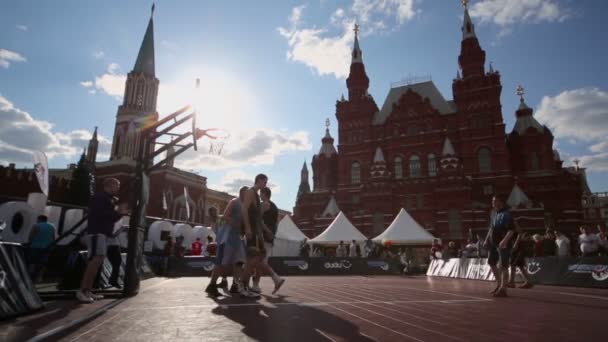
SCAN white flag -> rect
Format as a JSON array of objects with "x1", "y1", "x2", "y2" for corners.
[
  {"x1": 184, "y1": 186, "x2": 190, "y2": 220},
  {"x1": 162, "y1": 191, "x2": 168, "y2": 211},
  {"x1": 33, "y1": 151, "x2": 49, "y2": 197}
]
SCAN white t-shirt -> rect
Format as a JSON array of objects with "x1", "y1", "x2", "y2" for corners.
[
  {"x1": 555, "y1": 236, "x2": 570, "y2": 257},
  {"x1": 579, "y1": 233, "x2": 600, "y2": 254},
  {"x1": 349, "y1": 243, "x2": 358, "y2": 257},
  {"x1": 336, "y1": 245, "x2": 347, "y2": 257}
]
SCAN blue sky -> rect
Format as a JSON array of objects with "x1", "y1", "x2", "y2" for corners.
[{"x1": 1, "y1": 0, "x2": 608, "y2": 211}]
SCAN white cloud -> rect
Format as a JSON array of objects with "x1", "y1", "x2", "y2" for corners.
[
  {"x1": 92, "y1": 51, "x2": 105, "y2": 59},
  {"x1": 81, "y1": 63, "x2": 126, "y2": 99},
  {"x1": 210, "y1": 170, "x2": 281, "y2": 196},
  {"x1": 470, "y1": 0, "x2": 569, "y2": 27},
  {"x1": 535, "y1": 87, "x2": 608, "y2": 173},
  {"x1": 0, "y1": 94, "x2": 111, "y2": 165},
  {"x1": 16, "y1": 25, "x2": 28, "y2": 31},
  {"x1": 174, "y1": 129, "x2": 312, "y2": 171},
  {"x1": 536, "y1": 88, "x2": 608, "y2": 142},
  {"x1": 278, "y1": 1, "x2": 419, "y2": 79},
  {"x1": 0, "y1": 48, "x2": 26, "y2": 68}
]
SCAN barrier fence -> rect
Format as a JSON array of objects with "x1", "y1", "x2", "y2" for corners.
[{"x1": 426, "y1": 256, "x2": 608, "y2": 289}]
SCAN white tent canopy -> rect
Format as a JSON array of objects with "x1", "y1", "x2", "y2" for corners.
[
  {"x1": 275, "y1": 215, "x2": 307, "y2": 241},
  {"x1": 308, "y1": 211, "x2": 367, "y2": 245},
  {"x1": 372, "y1": 208, "x2": 436, "y2": 245},
  {"x1": 272, "y1": 215, "x2": 308, "y2": 256}
]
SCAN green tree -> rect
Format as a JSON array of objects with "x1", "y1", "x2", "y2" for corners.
[{"x1": 68, "y1": 152, "x2": 91, "y2": 206}]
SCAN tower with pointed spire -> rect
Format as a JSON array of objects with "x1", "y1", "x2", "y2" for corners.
[
  {"x1": 312, "y1": 119, "x2": 339, "y2": 191},
  {"x1": 86, "y1": 126, "x2": 99, "y2": 164},
  {"x1": 110, "y1": 4, "x2": 160, "y2": 161},
  {"x1": 297, "y1": 161, "x2": 311, "y2": 202},
  {"x1": 346, "y1": 24, "x2": 370, "y2": 101}
]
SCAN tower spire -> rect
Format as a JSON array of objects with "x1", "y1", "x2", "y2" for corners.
[
  {"x1": 458, "y1": 0, "x2": 485, "y2": 78},
  {"x1": 461, "y1": 0, "x2": 476, "y2": 39},
  {"x1": 346, "y1": 23, "x2": 369, "y2": 101},
  {"x1": 133, "y1": 4, "x2": 156, "y2": 76}
]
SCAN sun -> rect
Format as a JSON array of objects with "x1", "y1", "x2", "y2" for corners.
[{"x1": 157, "y1": 65, "x2": 256, "y2": 134}]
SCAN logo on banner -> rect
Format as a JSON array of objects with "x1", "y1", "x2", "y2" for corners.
[
  {"x1": 367, "y1": 261, "x2": 390, "y2": 271},
  {"x1": 283, "y1": 260, "x2": 309, "y2": 271},
  {"x1": 526, "y1": 261, "x2": 542, "y2": 275},
  {"x1": 189, "y1": 261, "x2": 215, "y2": 271},
  {"x1": 324, "y1": 260, "x2": 352, "y2": 269},
  {"x1": 568, "y1": 264, "x2": 608, "y2": 281}
]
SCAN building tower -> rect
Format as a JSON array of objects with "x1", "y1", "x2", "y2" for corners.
[
  {"x1": 110, "y1": 4, "x2": 159, "y2": 162},
  {"x1": 86, "y1": 126, "x2": 99, "y2": 164}
]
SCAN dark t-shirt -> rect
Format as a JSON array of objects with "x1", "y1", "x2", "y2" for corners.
[
  {"x1": 87, "y1": 191, "x2": 122, "y2": 236},
  {"x1": 262, "y1": 201, "x2": 278, "y2": 242},
  {"x1": 489, "y1": 208, "x2": 514, "y2": 247}
]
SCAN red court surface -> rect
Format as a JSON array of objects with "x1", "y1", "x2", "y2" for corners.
[{"x1": 3, "y1": 276, "x2": 607, "y2": 342}]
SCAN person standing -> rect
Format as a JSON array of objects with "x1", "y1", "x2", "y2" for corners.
[
  {"x1": 554, "y1": 231, "x2": 571, "y2": 257},
  {"x1": 336, "y1": 241, "x2": 347, "y2": 257},
  {"x1": 484, "y1": 195, "x2": 516, "y2": 298},
  {"x1": 106, "y1": 220, "x2": 127, "y2": 289},
  {"x1": 250, "y1": 187, "x2": 285, "y2": 294},
  {"x1": 27, "y1": 215, "x2": 56, "y2": 282},
  {"x1": 76, "y1": 178, "x2": 126, "y2": 303},
  {"x1": 349, "y1": 240, "x2": 358, "y2": 258},
  {"x1": 579, "y1": 226, "x2": 600, "y2": 257},
  {"x1": 507, "y1": 232, "x2": 533, "y2": 289}
]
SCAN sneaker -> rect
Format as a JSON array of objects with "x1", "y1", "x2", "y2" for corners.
[
  {"x1": 218, "y1": 279, "x2": 229, "y2": 292},
  {"x1": 272, "y1": 278, "x2": 285, "y2": 295},
  {"x1": 239, "y1": 285, "x2": 261, "y2": 299},
  {"x1": 518, "y1": 282, "x2": 534, "y2": 289},
  {"x1": 205, "y1": 284, "x2": 222, "y2": 298},
  {"x1": 249, "y1": 284, "x2": 262, "y2": 293},
  {"x1": 86, "y1": 291, "x2": 104, "y2": 300},
  {"x1": 492, "y1": 289, "x2": 508, "y2": 298},
  {"x1": 109, "y1": 281, "x2": 123, "y2": 290},
  {"x1": 76, "y1": 290, "x2": 94, "y2": 303},
  {"x1": 489, "y1": 286, "x2": 500, "y2": 294}
]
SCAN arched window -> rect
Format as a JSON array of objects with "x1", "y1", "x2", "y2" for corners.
[
  {"x1": 478, "y1": 148, "x2": 492, "y2": 173},
  {"x1": 409, "y1": 155, "x2": 421, "y2": 177},
  {"x1": 428, "y1": 154, "x2": 437, "y2": 177},
  {"x1": 530, "y1": 152, "x2": 539, "y2": 171},
  {"x1": 351, "y1": 161, "x2": 361, "y2": 184},
  {"x1": 394, "y1": 157, "x2": 403, "y2": 179}
]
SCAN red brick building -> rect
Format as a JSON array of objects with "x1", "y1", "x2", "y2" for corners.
[{"x1": 293, "y1": 6, "x2": 588, "y2": 240}]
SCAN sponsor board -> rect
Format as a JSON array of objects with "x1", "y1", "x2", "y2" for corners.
[
  {"x1": 283, "y1": 260, "x2": 309, "y2": 271},
  {"x1": 568, "y1": 264, "x2": 608, "y2": 281},
  {"x1": 324, "y1": 260, "x2": 352, "y2": 269},
  {"x1": 188, "y1": 261, "x2": 215, "y2": 271},
  {"x1": 367, "y1": 260, "x2": 390, "y2": 271}
]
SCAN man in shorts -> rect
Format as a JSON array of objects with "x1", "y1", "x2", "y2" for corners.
[
  {"x1": 484, "y1": 195, "x2": 516, "y2": 297},
  {"x1": 205, "y1": 186, "x2": 248, "y2": 297},
  {"x1": 507, "y1": 231, "x2": 533, "y2": 289},
  {"x1": 250, "y1": 187, "x2": 285, "y2": 294},
  {"x1": 77, "y1": 178, "x2": 127, "y2": 303}
]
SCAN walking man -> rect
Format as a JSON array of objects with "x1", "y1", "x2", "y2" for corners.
[
  {"x1": 76, "y1": 178, "x2": 127, "y2": 303},
  {"x1": 250, "y1": 187, "x2": 285, "y2": 294},
  {"x1": 484, "y1": 195, "x2": 515, "y2": 297}
]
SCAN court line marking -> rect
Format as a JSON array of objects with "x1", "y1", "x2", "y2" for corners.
[
  {"x1": 292, "y1": 286, "x2": 426, "y2": 342},
  {"x1": 117, "y1": 298, "x2": 490, "y2": 311},
  {"x1": 317, "y1": 285, "x2": 500, "y2": 341},
  {"x1": 314, "y1": 328, "x2": 338, "y2": 342},
  {"x1": 302, "y1": 287, "x2": 467, "y2": 342},
  {"x1": 341, "y1": 284, "x2": 491, "y2": 301}
]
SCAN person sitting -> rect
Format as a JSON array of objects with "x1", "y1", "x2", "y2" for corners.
[
  {"x1": 430, "y1": 239, "x2": 443, "y2": 260},
  {"x1": 205, "y1": 236, "x2": 217, "y2": 257},
  {"x1": 191, "y1": 237, "x2": 203, "y2": 256}
]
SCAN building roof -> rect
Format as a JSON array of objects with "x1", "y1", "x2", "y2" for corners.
[
  {"x1": 512, "y1": 114, "x2": 545, "y2": 135},
  {"x1": 372, "y1": 208, "x2": 436, "y2": 245},
  {"x1": 507, "y1": 184, "x2": 531, "y2": 208},
  {"x1": 321, "y1": 196, "x2": 340, "y2": 217},
  {"x1": 276, "y1": 215, "x2": 308, "y2": 241},
  {"x1": 373, "y1": 147, "x2": 385, "y2": 163},
  {"x1": 308, "y1": 211, "x2": 367, "y2": 245},
  {"x1": 373, "y1": 81, "x2": 455, "y2": 125},
  {"x1": 133, "y1": 12, "x2": 155, "y2": 76},
  {"x1": 442, "y1": 137, "x2": 456, "y2": 156}
]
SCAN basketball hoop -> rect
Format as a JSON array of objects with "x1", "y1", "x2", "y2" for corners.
[{"x1": 201, "y1": 128, "x2": 230, "y2": 156}]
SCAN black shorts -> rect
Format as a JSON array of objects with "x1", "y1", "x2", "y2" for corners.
[
  {"x1": 488, "y1": 246, "x2": 511, "y2": 268},
  {"x1": 246, "y1": 235, "x2": 266, "y2": 257}
]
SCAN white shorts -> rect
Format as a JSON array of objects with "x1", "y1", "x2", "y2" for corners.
[
  {"x1": 84, "y1": 234, "x2": 108, "y2": 260},
  {"x1": 262, "y1": 241, "x2": 273, "y2": 263}
]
